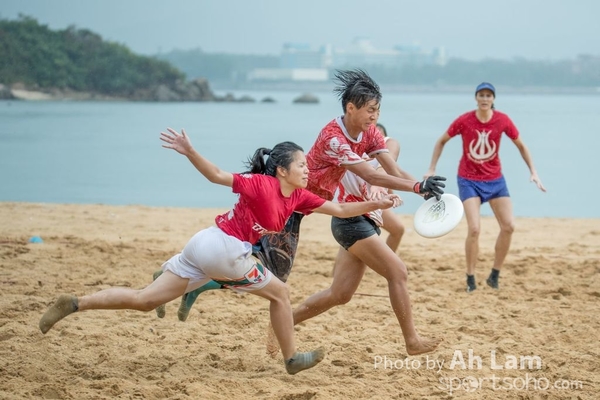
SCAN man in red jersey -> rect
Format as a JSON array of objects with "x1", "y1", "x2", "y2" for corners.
[
  {"x1": 425, "y1": 82, "x2": 546, "y2": 292},
  {"x1": 291, "y1": 69, "x2": 444, "y2": 356}
]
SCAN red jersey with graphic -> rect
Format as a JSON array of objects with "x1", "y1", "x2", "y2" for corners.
[
  {"x1": 447, "y1": 110, "x2": 519, "y2": 181},
  {"x1": 216, "y1": 174, "x2": 326, "y2": 244},
  {"x1": 306, "y1": 116, "x2": 388, "y2": 200}
]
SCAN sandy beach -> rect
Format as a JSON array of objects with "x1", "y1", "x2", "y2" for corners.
[{"x1": 0, "y1": 202, "x2": 598, "y2": 399}]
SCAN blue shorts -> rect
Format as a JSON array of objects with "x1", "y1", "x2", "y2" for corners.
[
  {"x1": 331, "y1": 215, "x2": 381, "y2": 250},
  {"x1": 457, "y1": 176, "x2": 510, "y2": 204}
]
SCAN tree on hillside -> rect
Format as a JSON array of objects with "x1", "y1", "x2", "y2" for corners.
[{"x1": 0, "y1": 15, "x2": 185, "y2": 95}]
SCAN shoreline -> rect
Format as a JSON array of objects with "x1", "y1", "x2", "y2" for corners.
[
  {"x1": 4, "y1": 85, "x2": 600, "y2": 101},
  {"x1": 213, "y1": 82, "x2": 600, "y2": 96}
]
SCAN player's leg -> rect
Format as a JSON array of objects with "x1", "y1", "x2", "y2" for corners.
[
  {"x1": 487, "y1": 196, "x2": 515, "y2": 289},
  {"x1": 163, "y1": 212, "x2": 304, "y2": 321},
  {"x1": 463, "y1": 197, "x2": 482, "y2": 292},
  {"x1": 293, "y1": 247, "x2": 366, "y2": 325},
  {"x1": 177, "y1": 281, "x2": 222, "y2": 321},
  {"x1": 348, "y1": 235, "x2": 442, "y2": 355},
  {"x1": 251, "y1": 277, "x2": 324, "y2": 375},
  {"x1": 40, "y1": 270, "x2": 191, "y2": 334},
  {"x1": 381, "y1": 208, "x2": 405, "y2": 253}
]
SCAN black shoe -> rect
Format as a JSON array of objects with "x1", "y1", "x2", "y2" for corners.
[
  {"x1": 466, "y1": 274, "x2": 477, "y2": 293},
  {"x1": 486, "y1": 275, "x2": 499, "y2": 289}
]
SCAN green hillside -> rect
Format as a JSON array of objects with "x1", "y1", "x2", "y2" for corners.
[{"x1": 0, "y1": 15, "x2": 185, "y2": 96}]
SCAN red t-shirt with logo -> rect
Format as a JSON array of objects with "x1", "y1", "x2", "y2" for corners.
[
  {"x1": 447, "y1": 110, "x2": 519, "y2": 181},
  {"x1": 215, "y1": 174, "x2": 325, "y2": 244},
  {"x1": 306, "y1": 116, "x2": 388, "y2": 200}
]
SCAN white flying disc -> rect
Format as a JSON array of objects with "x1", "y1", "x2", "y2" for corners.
[{"x1": 413, "y1": 194, "x2": 464, "y2": 238}]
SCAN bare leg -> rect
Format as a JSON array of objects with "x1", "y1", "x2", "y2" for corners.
[
  {"x1": 252, "y1": 278, "x2": 295, "y2": 359},
  {"x1": 348, "y1": 236, "x2": 442, "y2": 355},
  {"x1": 252, "y1": 278, "x2": 324, "y2": 374},
  {"x1": 294, "y1": 247, "x2": 366, "y2": 325},
  {"x1": 486, "y1": 197, "x2": 515, "y2": 289},
  {"x1": 40, "y1": 271, "x2": 190, "y2": 333},
  {"x1": 463, "y1": 197, "x2": 482, "y2": 276},
  {"x1": 488, "y1": 196, "x2": 515, "y2": 271},
  {"x1": 462, "y1": 197, "x2": 482, "y2": 292},
  {"x1": 381, "y1": 208, "x2": 405, "y2": 253}
]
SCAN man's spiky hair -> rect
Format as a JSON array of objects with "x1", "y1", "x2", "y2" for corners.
[{"x1": 332, "y1": 69, "x2": 381, "y2": 113}]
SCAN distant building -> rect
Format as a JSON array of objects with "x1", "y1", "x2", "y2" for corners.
[
  {"x1": 280, "y1": 43, "x2": 329, "y2": 69},
  {"x1": 247, "y1": 38, "x2": 446, "y2": 83},
  {"x1": 334, "y1": 37, "x2": 447, "y2": 68},
  {"x1": 247, "y1": 68, "x2": 328, "y2": 82}
]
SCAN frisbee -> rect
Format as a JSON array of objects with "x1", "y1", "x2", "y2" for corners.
[{"x1": 413, "y1": 194, "x2": 464, "y2": 238}]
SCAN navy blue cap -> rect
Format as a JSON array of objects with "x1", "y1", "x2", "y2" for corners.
[{"x1": 475, "y1": 82, "x2": 495, "y2": 96}]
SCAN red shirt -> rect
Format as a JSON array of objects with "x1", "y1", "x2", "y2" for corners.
[
  {"x1": 216, "y1": 174, "x2": 326, "y2": 244},
  {"x1": 447, "y1": 110, "x2": 519, "y2": 181},
  {"x1": 306, "y1": 117, "x2": 388, "y2": 200}
]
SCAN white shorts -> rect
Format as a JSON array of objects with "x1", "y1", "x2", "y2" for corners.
[{"x1": 161, "y1": 226, "x2": 272, "y2": 293}]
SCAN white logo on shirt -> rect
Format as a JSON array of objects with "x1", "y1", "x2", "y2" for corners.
[
  {"x1": 468, "y1": 130, "x2": 497, "y2": 162},
  {"x1": 251, "y1": 223, "x2": 277, "y2": 236},
  {"x1": 325, "y1": 137, "x2": 359, "y2": 163}
]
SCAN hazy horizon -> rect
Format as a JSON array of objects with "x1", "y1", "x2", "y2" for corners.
[{"x1": 1, "y1": 0, "x2": 599, "y2": 62}]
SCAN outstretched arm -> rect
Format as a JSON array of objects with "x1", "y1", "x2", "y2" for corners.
[
  {"x1": 512, "y1": 137, "x2": 546, "y2": 192},
  {"x1": 425, "y1": 132, "x2": 451, "y2": 177},
  {"x1": 160, "y1": 128, "x2": 234, "y2": 187},
  {"x1": 345, "y1": 158, "x2": 446, "y2": 200},
  {"x1": 312, "y1": 195, "x2": 402, "y2": 218}
]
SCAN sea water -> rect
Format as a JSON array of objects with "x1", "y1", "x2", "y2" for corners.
[{"x1": 1, "y1": 91, "x2": 598, "y2": 218}]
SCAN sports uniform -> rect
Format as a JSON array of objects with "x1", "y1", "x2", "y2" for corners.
[
  {"x1": 306, "y1": 116, "x2": 388, "y2": 200},
  {"x1": 337, "y1": 137, "x2": 392, "y2": 227},
  {"x1": 306, "y1": 117, "x2": 388, "y2": 249},
  {"x1": 447, "y1": 110, "x2": 519, "y2": 203},
  {"x1": 161, "y1": 173, "x2": 325, "y2": 292}
]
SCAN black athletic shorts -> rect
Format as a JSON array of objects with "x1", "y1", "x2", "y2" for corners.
[{"x1": 331, "y1": 215, "x2": 381, "y2": 250}]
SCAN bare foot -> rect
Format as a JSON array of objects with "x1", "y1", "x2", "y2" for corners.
[
  {"x1": 406, "y1": 336, "x2": 443, "y2": 355},
  {"x1": 265, "y1": 323, "x2": 280, "y2": 359}
]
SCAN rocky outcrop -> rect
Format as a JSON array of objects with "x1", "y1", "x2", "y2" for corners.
[
  {"x1": 0, "y1": 84, "x2": 16, "y2": 99},
  {"x1": 3, "y1": 78, "x2": 259, "y2": 103},
  {"x1": 293, "y1": 93, "x2": 319, "y2": 104},
  {"x1": 131, "y1": 78, "x2": 219, "y2": 102}
]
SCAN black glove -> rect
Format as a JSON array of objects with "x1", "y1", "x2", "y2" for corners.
[{"x1": 413, "y1": 176, "x2": 446, "y2": 201}]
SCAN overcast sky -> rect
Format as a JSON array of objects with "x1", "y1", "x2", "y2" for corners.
[{"x1": 1, "y1": 0, "x2": 598, "y2": 61}]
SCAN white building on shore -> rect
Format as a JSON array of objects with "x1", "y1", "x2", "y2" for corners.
[{"x1": 247, "y1": 38, "x2": 446, "y2": 83}]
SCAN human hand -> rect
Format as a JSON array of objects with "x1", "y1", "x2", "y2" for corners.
[
  {"x1": 423, "y1": 169, "x2": 435, "y2": 180},
  {"x1": 413, "y1": 176, "x2": 446, "y2": 201},
  {"x1": 160, "y1": 128, "x2": 194, "y2": 156},
  {"x1": 377, "y1": 194, "x2": 402, "y2": 209},
  {"x1": 530, "y1": 173, "x2": 546, "y2": 192},
  {"x1": 367, "y1": 185, "x2": 389, "y2": 201}
]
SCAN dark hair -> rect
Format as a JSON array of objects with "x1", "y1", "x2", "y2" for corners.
[
  {"x1": 376, "y1": 123, "x2": 388, "y2": 137},
  {"x1": 333, "y1": 69, "x2": 381, "y2": 113},
  {"x1": 244, "y1": 141, "x2": 304, "y2": 176}
]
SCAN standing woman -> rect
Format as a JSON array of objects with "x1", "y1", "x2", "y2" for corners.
[
  {"x1": 425, "y1": 83, "x2": 546, "y2": 292},
  {"x1": 39, "y1": 128, "x2": 401, "y2": 375}
]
